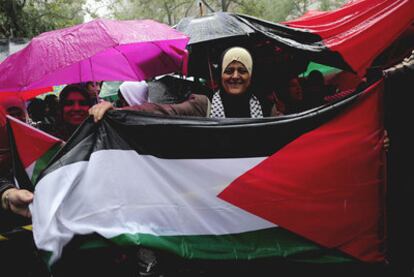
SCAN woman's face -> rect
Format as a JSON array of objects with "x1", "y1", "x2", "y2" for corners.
[
  {"x1": 62, "y1": 91, "x2": 90, "y2": 126},
  {"x1": 221, "y1": 61, "x2": 251, "y2": 96}
]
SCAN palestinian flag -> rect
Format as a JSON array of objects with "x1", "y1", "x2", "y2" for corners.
[
  {"x1": 32, "y1": 81, "x2": 386, "y2": 265},
  {"x1": 6, "y1": 115, "x2": 62, "y2": 190}
]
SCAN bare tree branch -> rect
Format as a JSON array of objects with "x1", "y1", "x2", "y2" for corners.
[{"x1": 199, "y1": 0, "x2": 215, "y2": 12}]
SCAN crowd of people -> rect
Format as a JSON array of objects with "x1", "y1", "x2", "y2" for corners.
[{"x1": 0, "y1": 45, "x2": 411, "y2": 276}]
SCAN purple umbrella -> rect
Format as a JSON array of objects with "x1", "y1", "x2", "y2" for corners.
[{"x1": 0, "y1": 19, "x2": 189, "y2": 94}]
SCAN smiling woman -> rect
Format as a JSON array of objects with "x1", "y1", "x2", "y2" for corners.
[
  {"x1": 57, "y1": 85, "x2": 92, "y2": 140},
  {"x1": 210, "y1": 46, "x2": 263, "y2": 118}
]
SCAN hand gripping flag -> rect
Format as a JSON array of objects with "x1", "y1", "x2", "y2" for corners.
[{"x1": 32, "y1": 81, "x2": 386, "y2": 265}]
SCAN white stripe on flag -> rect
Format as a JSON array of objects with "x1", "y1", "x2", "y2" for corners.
[{"x1": 31, "y1": 150, "x2": 276, "y2": 263}]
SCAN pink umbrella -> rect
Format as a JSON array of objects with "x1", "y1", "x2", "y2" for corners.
[{"x1": 0, "y1": 19, "x2": 189, "y2": 94}]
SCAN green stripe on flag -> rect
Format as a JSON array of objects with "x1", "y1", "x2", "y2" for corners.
[
  {"x1": 54, "y1": 228, "x2": 353, "y2": 264},
  {"x1": 31, "y1": 143, "x2": 62, "y2": 185},
  {"x1": 107, "y1": 228, "x2": 353, "y2": 264}
]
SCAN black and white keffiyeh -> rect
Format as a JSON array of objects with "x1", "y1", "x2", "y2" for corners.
[{"x1": 210, "y1": 91, "x2": 263, "y2": 118}]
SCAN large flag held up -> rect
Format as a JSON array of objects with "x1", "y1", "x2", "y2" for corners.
[{"x1": 31, "y1": 81, "x2": 386, "y2": 265}]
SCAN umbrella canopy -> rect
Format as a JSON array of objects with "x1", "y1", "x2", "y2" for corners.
[{"x1": 0, "y1": 19, "x2": 189, "y2": 94}]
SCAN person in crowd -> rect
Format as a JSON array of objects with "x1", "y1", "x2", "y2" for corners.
[
  {"x1": 0, "y1": 97, "x2": 28, "y2": 171},
  {"x1": 0, "y1": 97, "x2": 33, "y2": 220},
  {"x1": 89, "y1": 47, "x2": 278, "y2": 121},
  {"x1": 0, "y1": 99, "x2": 50, "y2": 276},
  {"x1": 0, "y1": 87, "x2": 93, "y2": 277},
  {"x1": 275, "y1": 77, "x2": 307, "y2": 115},
  {"x1": 54, "y1": 84, "x2": 92, "y2": 141},
  {"x1": 0, "y1": 96, "x2": 28, "y2": 123},
  {"x1": 117, "y1": 80, "x2": 149, "y2": 107},
  {"x1": 44, "y1": 94, "x2": 59, "y2": 124},
  {"x1": 81, "y1": 81, "x2": 102, "y2": 105},
  {"x1": 304, "y1": 70, "x2": 332, "y2": 108},
  {"x1": 27, "y1": 98, "x2": 46, "y2": 123},
  {"x1": 1, "y1": 85, "x2": 92, "y2": 219},
  {"x1": 208, "y1": 46, "x2": 265, "y2": 118}
]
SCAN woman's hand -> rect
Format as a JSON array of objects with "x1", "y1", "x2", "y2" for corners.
[
  {"x1": 1, "y1": 188, "x2": 33, "y2": 218},
  {"x1": 88, "y1": 101, "x2": 114, "y2": 122}
]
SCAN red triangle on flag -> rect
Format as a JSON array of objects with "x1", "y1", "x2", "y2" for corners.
[
  {"x1": 7, "y1": 115, "x2": 62, "y2": 168},
  {"x1": 218, "y1": 82, "x2": 386, "y2": 262}
]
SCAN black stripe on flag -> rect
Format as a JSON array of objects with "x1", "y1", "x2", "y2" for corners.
[{"x1": 40, "y1": 91, "x2": 361, "y2": 180}]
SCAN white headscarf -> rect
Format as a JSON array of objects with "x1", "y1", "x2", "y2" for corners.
[
  {"x1": 221, "y1": 47, "x2": 253, "y2": 75},
  {"x1": 119, "y1": 81, "x2": 149, "y2": 106}
]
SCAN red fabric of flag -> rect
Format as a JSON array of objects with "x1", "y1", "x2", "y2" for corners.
[{"x1": 219, "y1": 81, "x2": 386, "y2": 262}]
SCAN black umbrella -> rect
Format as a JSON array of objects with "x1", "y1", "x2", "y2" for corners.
[{"x1": 175, "y1": 12, "x2": 256, "y2": 45}]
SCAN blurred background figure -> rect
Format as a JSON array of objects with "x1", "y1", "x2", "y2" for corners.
[
  {"x1": 27, "y1": 98, "x2": 46, "y2": 123},
  {"x1": 0, "y1": 96, "x2": 27, "y2": 123},
  {"x1": 80, "y1": 81, "x2": 102, "y2": 105},
  {"x1": 304, "y1": 70, "x2": 329, "y2": 108},
  {"x1": 276, "y1": 77, "x2": 306, "y2": 115},
  {"x1": 44, "y1": 94, "x2": 59, "y2": 125},
  {"x1": 117, "y1": 81, "x2": 149, "y2": 108}
]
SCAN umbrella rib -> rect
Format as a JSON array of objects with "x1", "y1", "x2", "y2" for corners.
[
  {"x1": 113, "y1": 45, "x2": 142, "y2": 80},
  {"x1": 89, "y1": 57, "x2": 95, "y2": 82}
]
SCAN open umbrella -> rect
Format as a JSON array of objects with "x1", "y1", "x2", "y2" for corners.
[
  {"x1": 0, "y1": 19, "x2": 189, "y2": 95},
  {"x1": 175, "y1": 12, "x2": 256, "y2": 45}
]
